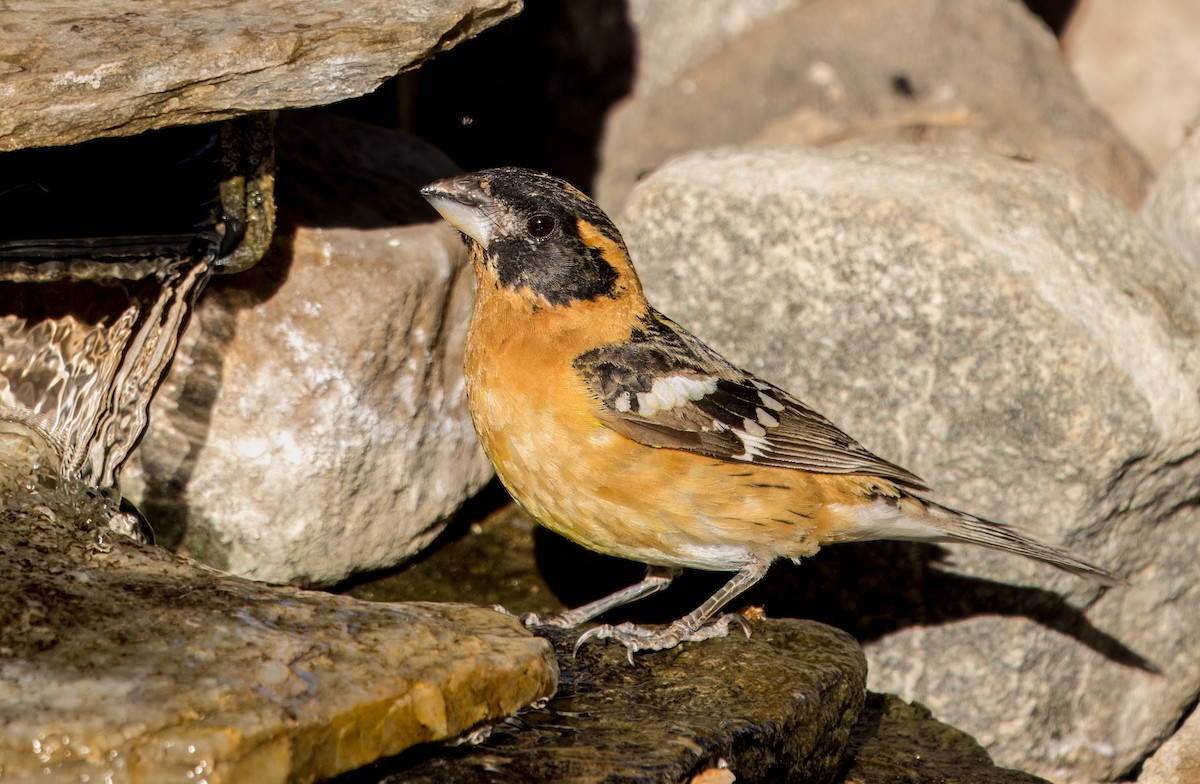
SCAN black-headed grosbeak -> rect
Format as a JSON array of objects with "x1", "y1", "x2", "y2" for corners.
[{"x1": 421, "y1": 167, "x2": 1121, "y2": 658}]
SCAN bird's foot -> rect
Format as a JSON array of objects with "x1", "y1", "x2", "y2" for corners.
[{"x1": 573, "y1": 613, "x2": 752, "y2": 663}]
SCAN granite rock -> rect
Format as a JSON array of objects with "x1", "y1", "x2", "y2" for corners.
[
  {"x1": 123, "y1": 111, "x2": 491, "y2": 585},
  {"x1": 0, "y1": 0, "x2": 520, "y2": 151},
  {"x1": 596, "y1": 0, "x2": 1151, "y2": 211},
  {"x1": 616, "y1": 147, "x2": 1200, "y2": 781}
]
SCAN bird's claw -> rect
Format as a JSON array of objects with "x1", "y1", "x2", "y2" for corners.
[{"x1": 572, "y1": 613, "x2": 752, "y2": 663}]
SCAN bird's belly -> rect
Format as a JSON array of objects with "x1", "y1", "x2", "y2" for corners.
[{"x1": 470, "y1": 386, "x2": 828, "y2": 571}]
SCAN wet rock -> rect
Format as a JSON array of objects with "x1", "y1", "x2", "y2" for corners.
[
  {"x1": 841, "y1": 694, "x2": 1052, "y2": 784},
  {"x1": 360, "y1": 620, "x2": 866, "y2": 784},
  {"x1": 0, "y1": 463, "x2": 557, "y2": 784},
  {"x1": 596, "y1": 0, "x2": 1151, "y2": 211},
  {"x1": 1137, "y1": 703, "x2": 1200, "y2": 784},
  {"x1": 0, "y1": 0, "x2": 520, "y2": 151},
  {"x1": 1143, "y1": 125, "x2": 1200, "y2": 272},
  {"x1": 122, "y1": 111, "x2": 491, "y2": 585},
  {"x1": 616, "y1": 147, "x2": 1200, "y2": 781},
  {"x1": 1063, "y1": 0, "x2": 1200, "y2": 170}
]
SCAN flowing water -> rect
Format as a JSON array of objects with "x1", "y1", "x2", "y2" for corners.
[{"x1": 0, "y1": 255, "x2": 215, "y2": 530}]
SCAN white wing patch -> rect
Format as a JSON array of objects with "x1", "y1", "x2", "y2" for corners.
[
  {"x1": 635, "y1": 375, "x2": 718, "y2": 416},
  {"x1": 732, "y1": 429, "x2": 771, "y2": 461},
  {"x1": 757, "y1": 390, "x2": 785, "y2": 411}
]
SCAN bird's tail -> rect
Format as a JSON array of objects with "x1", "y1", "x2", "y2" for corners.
[{"x1": 917, "y1": 498, "x2": 1124, "y2": 586}]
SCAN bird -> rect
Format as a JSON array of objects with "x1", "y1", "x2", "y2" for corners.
[{"x1": 420, "y1": 167, "x2": 1122, "y2": 658}]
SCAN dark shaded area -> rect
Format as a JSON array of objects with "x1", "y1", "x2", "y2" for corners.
[
  {"x1": 333, "y1": 0, "x2": 636, "y2": 191},
  {"x1": 332, "y1": 618, "x2": 866, "y2": 784},
  {"x1": 0, "y1": 124, "x2": 232, "y2": 265},
  {"x1": 1022, "y1": 0, "x2": 1079, "y2": 34}
]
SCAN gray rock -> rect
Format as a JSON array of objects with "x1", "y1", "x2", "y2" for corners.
[
  {"x1": 372, "y1": 619, "x2": 866, "y2": 784},
  {"x1": 122, "y1": 112, "x2": 492, "y2": 585},
  {"x1": 0, "y1": 440, "x2": 557, "y2": 784},
  {"x1": 1143, "y1": 124, "x2": 1200, "y2": 272},
  {"x1": 597, "y1": 0, "x2": 1151, "y2": 211},
  {"x1": 1063, "y1": 0, "x2": 1200, "y2": 170},
  {"x1": 0, "y1": 0, "x2": 520, "y2": 151},
  {"x1": 616, "y1": 147, "x2": 1200, "y2": 781}
]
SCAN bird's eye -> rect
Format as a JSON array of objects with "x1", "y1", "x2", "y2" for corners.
[{"x1": 526, "y1": 214, "x2": 557, "y2": 238}]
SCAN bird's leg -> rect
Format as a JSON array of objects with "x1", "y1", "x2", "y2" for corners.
[
  {"x1": 522, "y1": 564, "x2": 681, "y2": 628},
  {"x1": 574, "y1": 558, "x2": 769, "y2": 660}
]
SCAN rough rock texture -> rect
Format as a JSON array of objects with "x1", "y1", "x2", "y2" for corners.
[
  {"x1": 1137, "y1": 704, "x2": 1200, "y2": 784},
  {"x1": 616, "y1": 147, "x2": 1200, "y2": 781},
  {"x1": 842, "y1": 694, "x2": 1052, "y2": 784},
  {"x1": 0, "y1": 440, "x2": 557, "y2": 784},
  {"x1": 377, "y1": 620, "x2": 866, "y2": 784},
  {"x1": 596, "y1": 0, "x2": 1151, "y2": 211},
  {"x1": 0, "y1": 0, "x2": 520, "y2": 151},
  {"x1": 1143, "y1": 125, "x2": 1200, "y2": 272},
  {"x1": 1064, "y1": 0, "x2": 1200, "y2": 170},
  {"x1": 123, "y1": 111, "x2": 491, "y2": 585}
]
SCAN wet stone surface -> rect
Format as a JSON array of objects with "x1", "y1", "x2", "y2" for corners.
[
  {"x1": 349, "y1": 620, "x2": 867, "y2": 784},
  {"x1": 0, "y1": 463, "x2": 557, "y2": 784}
]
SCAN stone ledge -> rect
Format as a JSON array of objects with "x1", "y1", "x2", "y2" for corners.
[{"x1": 0, "y1": 0, "x2": 521, "y2": 151}]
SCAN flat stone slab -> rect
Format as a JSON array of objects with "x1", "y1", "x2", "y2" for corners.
[
  {"x1": 365, "y1": 619, "x2": 867, "y2": 784},
  {"x1": 0, "y1": 479, "x2": 557, "y2": 784},
  {"x1": 0, "y1": 0, "x2": 520, "y2": 151}
]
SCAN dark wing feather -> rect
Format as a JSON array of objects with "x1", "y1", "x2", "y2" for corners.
[{"x1": 574, "y1": 310, "x2": 928, "y2": 490}]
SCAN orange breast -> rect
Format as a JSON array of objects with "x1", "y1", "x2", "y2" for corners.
[{"x1": 463, "y1": 288, "x2": 883, "y2": 571}]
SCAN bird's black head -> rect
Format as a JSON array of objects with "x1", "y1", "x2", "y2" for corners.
[{"x1": 421, "y1": 167, "x2": 641, "y2": 308}]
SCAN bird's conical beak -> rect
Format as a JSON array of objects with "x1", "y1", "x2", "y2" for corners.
[{"x1": 421, "y1": 175, "x2": 495, "y2": 248}]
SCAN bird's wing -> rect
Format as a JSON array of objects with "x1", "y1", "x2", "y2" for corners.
[{"x1": 574, "y1": 310, "x2": 929, "y2": 490}]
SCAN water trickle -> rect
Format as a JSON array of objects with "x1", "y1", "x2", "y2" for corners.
[{"x1": 0, "y1": 253, "x2": 215, "y2": 523}]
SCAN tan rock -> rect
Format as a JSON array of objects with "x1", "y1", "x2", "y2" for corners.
[
  {"x1": 597, "y1": 0, "x2": 1151, "y2": 211},
  {"x1": 1064, "y1": 0, "x2": 1200, "y2": 169},
  {"x1": 123, "y1": 112, "x2": 491, "y2": 585},
  {"x1": 0, "y1": 0, "x2": 520, "y2": 151},
  {"x1": 1138, "y1": 705, "x2": 1200, "y2": 784},
  {"x1": 1143, "y1": 124, "x2": 1200, "y2": 273}
]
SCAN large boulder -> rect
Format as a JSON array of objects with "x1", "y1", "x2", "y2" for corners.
[{"x1": 616, "y1": 146, "x2": 1200, "y2": 781}]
